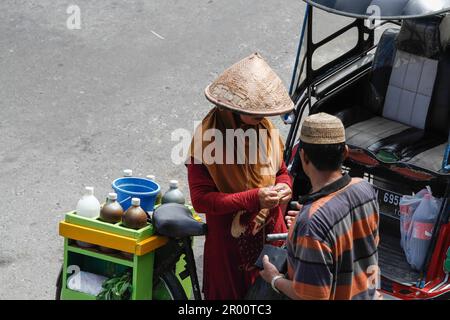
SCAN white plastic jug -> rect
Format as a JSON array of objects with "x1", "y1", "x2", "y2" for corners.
[
  {"x1": 76, "y1": 186, "x2": 101, "y2": 218},
  {"x1": 76, "y1": 186, "x2": 100, "y2": 247}
]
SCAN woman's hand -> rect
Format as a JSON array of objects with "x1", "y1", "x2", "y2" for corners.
[
  {"x1": 285, "y1": 202, "x2": 302, "y2": 229},
  {"x1": 274, "y1": 183, "x2": 292, "y2": 205},
  {"x1": 258, "y1": 187, "x2": 280, "y2": 209}
]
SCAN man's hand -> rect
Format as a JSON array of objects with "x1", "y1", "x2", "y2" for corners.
[
  {"x1": 258, "y1": 188, "x2": 279, "y2": 209},
  {"x1": 285, "y1": 202, "x2": 302, "y2": 229},
  {"x1": 259, "y1": 255, "x2": 281, "y2": 283},
  {"x1": 273, "y1": 183, "x2": 292, "y2": 205}
]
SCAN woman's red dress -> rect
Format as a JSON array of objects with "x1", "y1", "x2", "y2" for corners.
[{"x1": 187, "y1": 160, "x2": 292, "y2": 300}]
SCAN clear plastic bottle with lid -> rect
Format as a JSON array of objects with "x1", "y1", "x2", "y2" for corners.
[
  {"x1": 76, "y1": 186, "x2": 101, "y2": 247},
  {"x1": 161, "y1": 180, "x2": 185, "y2": 205}
]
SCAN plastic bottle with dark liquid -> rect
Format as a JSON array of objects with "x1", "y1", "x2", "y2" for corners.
[
  {"x1": 161, "y1": 180, "x2": 186, "y2": 205},
  {"x1": 122, "y1": 197, "x2": 148, "y2": 230},
  {"x1": 98, "y1": 193, "x2": 124, "y2": 253},
  {"x1": 121, "y1": 197, "x2": 147, "y2": 259},
  {"x1": 100, "y1": 192, "x2": 124, "y2": 224}
]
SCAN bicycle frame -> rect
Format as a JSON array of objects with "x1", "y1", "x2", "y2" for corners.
[{"x1": 154, "y1": 236, "x2": 203, "y2": 300}]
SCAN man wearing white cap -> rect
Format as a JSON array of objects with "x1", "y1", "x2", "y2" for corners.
[{"x1": 260, "y1": 113, "x2": 381, "y2": 300}]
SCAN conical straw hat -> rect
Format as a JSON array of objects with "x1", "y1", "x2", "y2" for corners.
[{"x1": 205, "y1": 53, "x2": 295, "y2": 116}]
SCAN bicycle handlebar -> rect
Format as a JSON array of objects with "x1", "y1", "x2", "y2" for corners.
[{"x1": 266, "y1": 233, "x2": 288, "y2": 241}]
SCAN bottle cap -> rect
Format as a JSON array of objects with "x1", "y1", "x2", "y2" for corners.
[
  {"x1": 131, "y1": 198, "x2": 141, "y2": 206},
  {"x1": 108, "y1": 192, "x2": 117, "y2": 200},
  {"x1": 169, "y1": 180, "x2": 179, "y2": 188},
  {"x1": 123, "y1": 169, "x2": 133, "y2": 177},
  {"x1": 85, "y1": 186, "x2": 94, "y2": 196},
  {"x1": 146, "y1": 175, "x2": 156, "y2": 181}
]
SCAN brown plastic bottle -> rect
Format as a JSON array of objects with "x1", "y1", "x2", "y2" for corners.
[
  {"x1": 98, "y1": 193, "x2": 124, "y2": 253},
  {"x1": 100, "y1": 192, "x2": 124, "y2": 224},
  {"x1": 122, "y1": 198, "x2": 148, "y2": 229}
]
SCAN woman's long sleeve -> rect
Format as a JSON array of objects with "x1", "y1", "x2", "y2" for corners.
[
  {"x1": 187, "y1": 162, "x2": 260, "y2": 215},
  {"x1": 275, "y1": 161, "x2": 292, "y2": 188}
]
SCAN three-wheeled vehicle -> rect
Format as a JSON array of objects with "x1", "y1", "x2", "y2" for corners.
[{"x1": 283, "y1": 0, "x2": 450, "y2": 299}]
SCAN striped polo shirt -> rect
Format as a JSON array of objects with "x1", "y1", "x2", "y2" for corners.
[{"x1": 287, "y1": 174, "x2": 380, "y2": 300}]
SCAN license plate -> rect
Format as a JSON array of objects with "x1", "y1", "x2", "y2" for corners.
[{"x1": 374, "y1": 187, "x2": 403, "y2": 219}]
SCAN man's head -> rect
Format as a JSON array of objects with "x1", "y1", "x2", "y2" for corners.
[{"x1": 299, "y1": 113, "x2": 348, "y2": 177}]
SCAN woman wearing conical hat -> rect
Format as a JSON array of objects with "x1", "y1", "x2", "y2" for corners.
[{"x1": 186, "y1": 53, "x2": 294, "y2": 299}]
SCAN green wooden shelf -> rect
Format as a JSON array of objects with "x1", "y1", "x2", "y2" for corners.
[
  {"x1": 62, "y1": 287, "x2": 97, "y2": 300},
  {"x1": 62, "y1": 237, "x2": 154, "y2": 300},
  {"x1": 65, "y1": 211, "x2": 153, "y2": 241},
  {"x1": 67, "y1": 244, "x2": 134, "y2": 267}
]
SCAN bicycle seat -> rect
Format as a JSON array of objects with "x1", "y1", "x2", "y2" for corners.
[{"x1": 153, "y1": 203, "x2": 207, "y2": 238}]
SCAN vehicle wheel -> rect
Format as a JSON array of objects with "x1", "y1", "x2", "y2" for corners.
[
  {"x1": 153, "y1": 271, "x2": 188, "y2": 300},
  {"x1": 55, "y1": 265, "x2": 63, "y2": 300}
]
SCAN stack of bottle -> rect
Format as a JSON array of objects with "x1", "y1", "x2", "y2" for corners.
[{"x1": 74, "y1": 169, "x2": 186, "y2": 253}]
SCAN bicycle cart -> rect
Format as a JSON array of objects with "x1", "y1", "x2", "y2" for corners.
[{"x1": 56, "y1": 204, "x2": 206, "y2": 300}]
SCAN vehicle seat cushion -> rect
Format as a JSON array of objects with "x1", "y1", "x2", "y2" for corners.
[
  {"x1": 346, "y1": 117, "x2": 409, "y2": 149},
  {"x1": 382, "y1": 50, "x2": 439, "y2": 130},
  {"x1": 346, "y1": 117, "x2": 446, "y2": 169},
  {"x1": 334, "y1": 106, "x2": 373, "y2": 128},
  {"x1": 396, "y1": 16, "x2": 443, "y2": 59},
  {"x1": 440, "y1": 14, "x2": 450, "y2": 51},
  {"x1": 427, "y1": 50, "x2": 450, "y2": 137},
  {"x1": 368, "y1": 29, "x2": 399, "y2": 115},
  {"x1": 367, "y1": 128, "x2": 445, "y2": 162},
  {"x1": 406, "y1": 143, "x2": 447, "y2": 173}
]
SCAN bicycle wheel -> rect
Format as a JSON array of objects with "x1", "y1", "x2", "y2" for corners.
[
  {"x1": 153, "y1": 271, "x2": 188, "y2": 300},
  {"x1": 55, "y1": 265, "x2": 63, "y2": 300}
]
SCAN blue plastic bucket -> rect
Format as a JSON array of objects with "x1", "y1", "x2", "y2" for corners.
[{"x1": 112, "y1": 177, "x2": 160, "y2": 212}]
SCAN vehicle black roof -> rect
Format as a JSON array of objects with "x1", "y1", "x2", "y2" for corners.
[{"x1": 304, "y1": 0, "x2": 450, "y2": 20}]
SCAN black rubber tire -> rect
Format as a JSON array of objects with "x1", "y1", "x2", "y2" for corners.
[
  {"x1": 154, "y1": 271, "x2": 189, "y2": 300},
  {"x1": 55, "y1": 265, "x2": 63, "y2": 300}
]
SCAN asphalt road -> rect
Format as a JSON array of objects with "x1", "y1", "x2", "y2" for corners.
[{"x1": 0, "y1": 0, "x2": 311, "y2": 299}]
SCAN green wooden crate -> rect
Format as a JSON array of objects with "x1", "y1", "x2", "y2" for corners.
[
  {"x1": 60, "y1": 204, "x2": 198, "y2": 300},
  {"x1": 62, "y1": 238, "x2": 154, "y2": 300},
  {"x1": 61, "y1": 240, "x2": 193, "y2": 300},
  {"x1": 65, "y1": 211, "x2": 153, "y2": 241}
]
